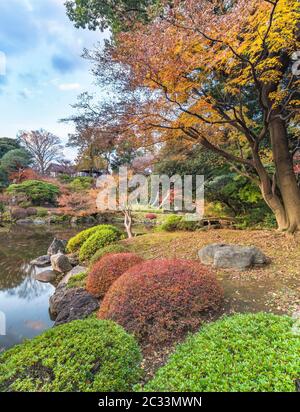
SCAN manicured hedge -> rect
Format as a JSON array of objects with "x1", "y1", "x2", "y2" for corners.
[
  {"x1": 7, "y1": 180, "x2": 59, "y2": 205},
  {"x1": 90, "y1": 243, "x2": 129, "y2": 265},
  {"x1": 159, "y1": 215, "x2": 183, "y2": 232},
  {"x1": 98, "y1": 259, "x2": 223, "y2": 346},
  {"x1": 143, "y1": 313, "x2": 300, "y2": 392},
  {"x1": 66, "y1": 225, "x2": 122, "y2": 253},
  {"x1": 79, "y1": 229, "x2": 122, "y2": 262},
  {"x1": 87, "y1": 253, "x2": 144, "y2": 298},
  {"x1": 0, "y1": 319, "x2": 142, "y2": 392}
]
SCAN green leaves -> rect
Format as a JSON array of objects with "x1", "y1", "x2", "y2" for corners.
[
  {"x1": 144, "y1": 313, "x2": 300, "y2": 392},
  {"x1": 0, "y1": 319, "x2": 142, "y2": 392}
]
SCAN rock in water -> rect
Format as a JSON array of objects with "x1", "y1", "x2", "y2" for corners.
[
  {"x1": 30, "y1": 255, "x2": 51, "y2": 267},
  {"x1": 51, "y1": 253, "x2": 72, "y2": 273},
  {"x1": 198, "y1": 243, "x2": 267, "y2": 270},
  {"x1": 47, "y1": 238, "x2": 67, "y2": 256},
  {"x1": 34, "y1": 270, "x2": 57, "y2": 283}
]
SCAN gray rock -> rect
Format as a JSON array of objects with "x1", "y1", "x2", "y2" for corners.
[
  {"x1": 47, "y1": 238, "x2": 67, "y2": 256},
  {"x1": 198, "y1": 243, "x2": 267, "y2": 270},
  {"x1": 16, "y1": 219, "x2": 32, "y2": 225},
  {"x1": 30, "y1": 255, "x2": 51, "y2": 267},
  {"x1": 66, "y1": 253, "x2": 79, "y2": 267},
  {"x1": 34, "y1": 270, "x2": 57, "y2": 283},
  {"x1": 51, "y1": 253, "x2": 72, "y2": 273},
  {"x1": 33, "y1": 219, "x2": 47, "y2": 225},
  {"x1": 49, "y1": 286, "x2": 99, "y2": 326},
  {"x1": 59, "y1": 265, "x2": 87, "y2": 286}
]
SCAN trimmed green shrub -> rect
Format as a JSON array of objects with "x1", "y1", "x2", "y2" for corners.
[
  {"x1": 67, "y1": 225, "x2": 121, "y2": 253},
  {"x1": 79, "y1": 229, "x2": 123, "y2": 262},
  {"x1": 158, "y1": 215, "x2": 183, "y2": 232},
  {"x1": 68, "y1": 177, "x2": 93, "y2": 192},
  {"x1": 144, "y1": 313, "x2": 300, "y2": 392},
  {"x1": 90, "y1": 243, "x2": 129, "y2": 265},
  {"x1": 36, "y1": 207, "x2": 48, "y2": 218},
  {"x1": 0, "y1": 319, "x2": 142, "y2": 392},
  {"x1": 7, "y1": 180, "x2": 59, "y2": 205}
]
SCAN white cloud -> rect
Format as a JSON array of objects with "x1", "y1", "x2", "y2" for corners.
[{"x1": 58, "y1": 82, "x2": 81, "y2": 91}]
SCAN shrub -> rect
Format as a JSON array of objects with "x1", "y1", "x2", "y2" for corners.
[
  {"x1": 79, "y1": 229, "x2": 123, "y2": 262},
  {"x1": 0, "y1": 319, "x2": 142, "y2": 392},
  {"x1": 145, "y1": 213, "x2": 157, "y2": 220},
  {"x1": 143, "y1": 313, "x2": 300, "y2": 392},
  {"x1": 87, "y1": 253, "x2": 144, "y2": 298},
  {"x1": 36, "y1": 207, "x2": 48, "y2": 218},
  {"x1": 90, "y1": 243, "x2": 129, "y2": 265},
  {"x1": 67, "y1": 225, "x2": 122, "y2": 253},
  {"x1": 159, "y1": 215, "x2": 183, "y2": 232},
  {"x1": 98, "y1": 259, "x2": 223, "y2": 346},
  {"x1": 68, "y1": 176, "x2": 94, "y2": 192},
  {"x1": 7, "y1": 180, "x2": 60, "y2": 205}
]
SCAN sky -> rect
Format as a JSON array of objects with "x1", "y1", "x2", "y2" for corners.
[{"x1": 0, "y1": 0, "x2": 107, "y2": 160}]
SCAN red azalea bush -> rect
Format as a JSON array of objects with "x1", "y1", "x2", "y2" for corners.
[
  {"x1": 98, "y1": 259, "x2": 223, "y2": 347},
  {"x1": 145, "y1": 213, "x2": 157, "y2": 220},
  {"x1": 86, "y1": 253, "x2": 144, "y2": 298}
]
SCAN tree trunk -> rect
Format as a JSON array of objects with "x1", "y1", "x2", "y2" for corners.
[
  {"x1": 123, "y1": 209, "x2": 133, "y2": 238},
  {"x1": 269, "y1": 117, "x2": 300, "y2": 233},
  {"x1": 251, "y1": 146, "x2": 289, "y2": 231}
]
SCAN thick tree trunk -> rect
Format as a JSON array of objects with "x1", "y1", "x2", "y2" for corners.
[{"x1": 269, "y1": 117, "x2": 300, "y2": 233}]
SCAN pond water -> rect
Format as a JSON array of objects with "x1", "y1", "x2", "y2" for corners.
[{"x1": 0, "y1": 224, "x2": 85, "y2": 352}]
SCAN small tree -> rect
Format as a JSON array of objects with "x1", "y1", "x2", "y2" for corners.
[{"x1": 18, "y1": 129, "x2": 63, "y2": 175}]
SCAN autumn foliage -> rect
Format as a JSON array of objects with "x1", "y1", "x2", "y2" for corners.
[
  {"x1": 87, "y1": 253, "x2": 144, "y2": 298},
  {"x1": 98, "y1": 259, "x2": 223, "y2": 346}
]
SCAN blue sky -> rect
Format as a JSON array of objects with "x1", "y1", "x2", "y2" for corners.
[{"x1": 0, "y1": 0, "x2": 107, "y2": 160}]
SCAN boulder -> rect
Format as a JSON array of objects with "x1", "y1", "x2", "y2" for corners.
[
  {"x1": 198, "y1": 243, "x2": 267, "y2": 270},
  {"x1": 34, "y1": 270, "x2": 57, "y2": 283},
  {"x1": 51, "y1": 253, "x2": 72, "y2": 273},
  {"x1": 47, "y1": 238, "x2": 67, "y2": 256},
  {"x1": 30, "y1": 255, "x2": 51, "y2": 267},
  {"x1": 49, "y1": 286, "x2": 99, "y2": 326},
  {"x1": 66, "y1": 253, "x2": 80, "y2": 267},
  {"x1": 16, "y1": 219, "x2": 32, "y2": 225},
  {"x1": 33, "y1": 219, "x2": 47, "y2": 225}
]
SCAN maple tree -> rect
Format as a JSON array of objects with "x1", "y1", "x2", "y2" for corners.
[{"x1": 82, "y1": 0, "x2": 300, "y2": 232}]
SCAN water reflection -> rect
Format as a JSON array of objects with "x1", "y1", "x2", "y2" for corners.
[{"x1": 0, "y1": 224, "x2": 83, "y2": 350}]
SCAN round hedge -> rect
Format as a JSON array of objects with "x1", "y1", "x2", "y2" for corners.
[
  {"x1": 98, "y1": 259, "x2": 223, "y2": 346},
  {"x1": 79, "y1": 229, "x2": 122, "y2": 262},
  {"x1": 66, "y1": 225, "x2": 121, "y2": 253},
  {"x1": 87, "y1": 253, "x2": 144, "y2": 298},
  {"x1": 0, "y1": 319, "x2": 142, "y2": 392},
  {"x1": 143, "y1": 313, "x2": 300, "y2": 392},
  {"x1": 90, "y1": 243, "x2": 129, "y2": 265}
]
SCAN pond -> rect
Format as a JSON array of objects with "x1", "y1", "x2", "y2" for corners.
[{"x1": 0, "y1": 224, "x2": 86, "y2": 352}]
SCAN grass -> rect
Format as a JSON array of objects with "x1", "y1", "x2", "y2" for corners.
[{"x1": 121, "y1": 229, "x2": 300, "y2": 315}]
